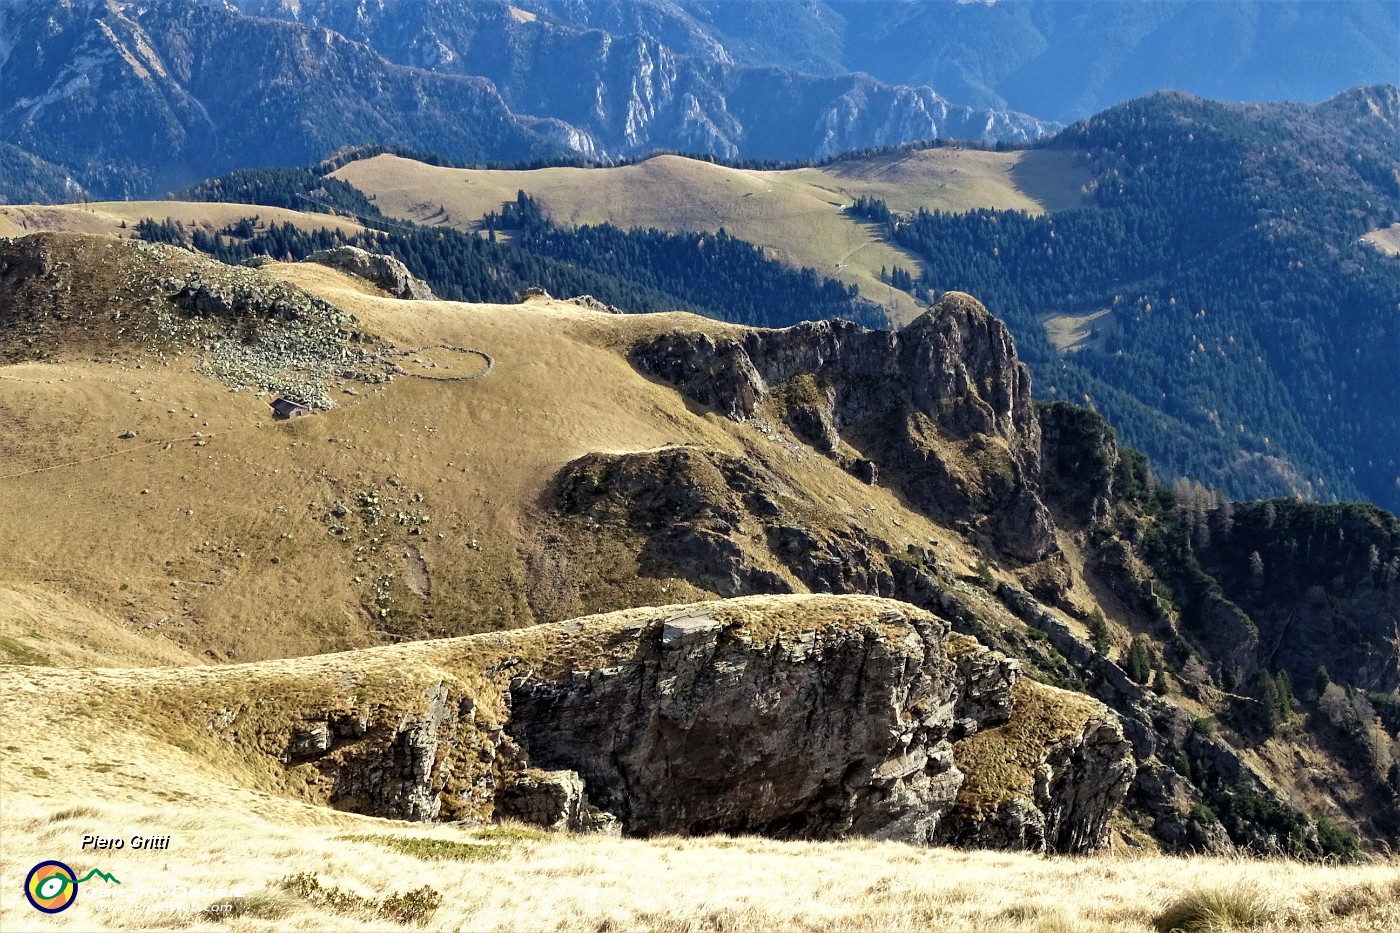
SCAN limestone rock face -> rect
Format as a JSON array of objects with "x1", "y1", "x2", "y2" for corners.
[
  {"x1": 249, "y1": 596, "x2": 1131, "y2": 852},
  {"x1": 506, "y1": 605, "x2": 1014, "y2": 842},
  {"x1": 1035, "y1": 717, "x2": 1137, "y2": 852},
  {"x1": 304, "y1": 246, "x2": 435, "y2": 300},
  {"x1": 321, "y1": 680, "x2": 476, "y2": 822},
  {"x1": 497, "y1": 769, "x2": 620, "y2": 834},
  {"x1": 634, "y1": 292, "x2": 1057, "y2": 561}
]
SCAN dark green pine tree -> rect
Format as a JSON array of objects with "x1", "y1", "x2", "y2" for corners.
[{"x1": 1125, "y1": 636, "x2": 1153, "y2": 684}]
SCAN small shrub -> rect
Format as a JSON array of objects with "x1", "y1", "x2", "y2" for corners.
[
  {"x1": 1152, "y1": 665, "x2": 1170, "y2": 695},
  {"x1": 1369, "y1": 691, "x2": 1400, "y2": 735},
  {"x1": 1088, "y1": 609, "x2": 1111, "y2": 657},
  {"x1": 280, "y1": 872, "x2": 375, "y2": 915},
  {"x1": 972, "y1": 559, "x2": 995, "y2": 587},
  {"x1": 379, "y1": 887, "x2": 443, "y2": 925},
  {"x1": 280, "y1": 871, "x2": 442, "y2": 925},
  {"x1": 1314, "y1": 665, "x2": 1331, "y2": 696},
  {"x1": 1314, "y1": 817, "x2": 1360, "y2": 859},
  {"x1": 1154, "y1": 886, "x2": 1272, "y2": 932},
  {"x1": 1126, "y1": 635, "x2": 1153, "y2": 684}
]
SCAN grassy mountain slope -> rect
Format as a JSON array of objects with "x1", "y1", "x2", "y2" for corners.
[
  {"x1": 0, "y1": 235, "x2": 922, "y2": 661},
  {"x1": 327, "y1": 83, "x2": 1400, "y2": 513},
  {"x1": 2, "y1": 641, "x2": 1394, "y2": 933},
  {"x1": 1, "y1": 233, "x2": 1395, "y2": 865},
  {"x1": 330, "y1": 148, "x2": 1089, "y2": 325},
  {"x1": 0, "y1": 202, "x2": 366, "y2": 240},
  {"x1": 1364, "y1": 223, "x2": 1400, "y2": 256}
]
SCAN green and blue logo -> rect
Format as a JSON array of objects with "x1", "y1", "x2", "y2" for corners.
[{"x1": 24, "y1": 860, "x2": 121, "y2": 913}]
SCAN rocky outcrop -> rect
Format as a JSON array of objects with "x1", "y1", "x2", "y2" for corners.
[
  {"x1": 939, "y1": 678, "x2": 1135, "y2": 854},
  {"x1": 957, "y1": 717, "x2": 1134, "y2": 853},
  {"x1": 1038, "y1": 401, "x2": 1120, "y2": 525},
  {"x1": 497, "y1": 769, "x2": 619, "y2": 834},
  {"x1": 0, "y1": 233, "x2": 396, "y2": 407},
  {"x1": 195, "y1": 596, "x2": 1130, "y2": 852},
  {"x1": 553, "y1": 446, "x2": 904, "y2": 599},
  {"x1": 634, "y1": 292, "x2": 1057, "y2": 562},
  {"x1": 304, "y1": 246, "x2": 435, "y2": 300},
  {"x1": 316, "y1": 680, "x2": 479, "y2": 822},
  {"x1": 504, "y1": 604, "x2": 1014, "y2": 842},
  {"x1": 1035, "y1": 717, "x2": 1137, "y2": 851}
]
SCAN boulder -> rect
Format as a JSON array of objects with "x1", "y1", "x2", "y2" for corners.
[
  {"x1": 497, "y1": 769, "x2": 620, "y2": 834},
  {"x1": 304, "y1": 246, "x2": 435, "y2": 300}
]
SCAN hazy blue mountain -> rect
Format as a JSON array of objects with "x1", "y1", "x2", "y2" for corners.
[
  {"x1": 826, "y1": 0, "x2": 1400, "y2": 122},
  {"x1": 0, "y1": 0, "x2": 1051, "y2": 199},
  {"x1": 0, "y1": 143, "x2": 85, "y2": 204},
  {"x1": 523, "y1": 1, "x2": 1398, "y2": 123},
  {"x1": 222, "y1": 0, "x2": 1052, "y2": 158},
  {"x1": 0, "y1": 0, "x2": 571, "y2": 198}
]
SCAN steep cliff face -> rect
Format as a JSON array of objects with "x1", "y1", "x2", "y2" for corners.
[
  {"x1": 634, "y1": 292, "x2": 1054, "y2": 563},
  {"x1": 188, "y1": 596, "x2": 1131, "y2": 853},
  {"x1": 1038, "y1": 400, "x2": 1119, "y2": 526},
  {"x1": 506, "y1": 606, "x2": 999, "y2": 842}
]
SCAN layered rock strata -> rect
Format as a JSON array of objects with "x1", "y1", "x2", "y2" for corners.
[
  {"x1": 634, "y1": 292, "x2": 1055, "y2": 562},
  {"x1": 193, "y1": 596, "x2": 1131, "y2": 853}
]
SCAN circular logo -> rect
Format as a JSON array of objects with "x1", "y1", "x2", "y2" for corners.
[{"x1": 25, "y1": 861, "x2": 78, "y2": 913}]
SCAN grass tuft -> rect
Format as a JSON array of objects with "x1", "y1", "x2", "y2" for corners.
[
  {"x1": 339, "y1": 833, "x2": 507, "y2": 861},
  {"x1": 0, "y1": 634, "x2": 53, "y2": 666},
  {"x1": 1154, "y1": 886, "x2": 1272, "y2": 932},
  {"x1": 46, "y1": 804, "x2": 103, "y2": 822},
  {"x1": 204, "y1": 893, "x2": 293, "y2": 922},
  {"x1": 473, "y1": 825, "x2": 549, "y2": 843}
]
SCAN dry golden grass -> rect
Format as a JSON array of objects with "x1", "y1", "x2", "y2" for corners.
[
  {"x1": 3, "y1": 237, "x2": 1396, "y2": 931},
  {"x1": 0, "y1": 585, "x2": 199, "y2": 668},
  {"x1": 1360, "y1": 223, "x2": 1400, "y2": 256},
  {"x1": 4, "y1": 586, "x2": 1393, "y2": 932},
  {"x1": 1042, "y1": 308, "x2": 1116, "y2": 354},
  {"x1": 0, "y1": 202, "x2": 365, "y2": 240},
  {"x1": 330, "y1": 151, "x2": 1090, "y2": 326},
  {"x1": 953, "y1": 679, "x2": 1102, "y2": 822},
  {"x1": 1, "y1": 256, "x2": 971, "y2": 666},
  {"x1": 2, "y1": 790, "x2": 1396, "y2": 933}
]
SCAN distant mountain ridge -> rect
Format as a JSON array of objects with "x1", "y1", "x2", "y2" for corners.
[
  {"x1": 501, "y1": 0, "x2": 1400, "y2": 123},
  {"x1": 0, "y1": 0, "x2": 1052, "y2": 200},
  {"x1": 310, "y1": 86, "x2": 1400, "y2": 513}
]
